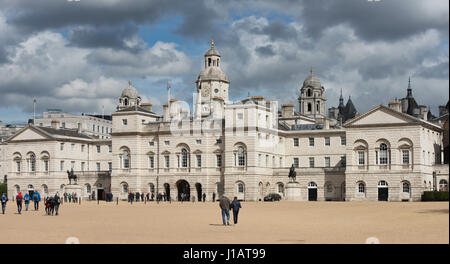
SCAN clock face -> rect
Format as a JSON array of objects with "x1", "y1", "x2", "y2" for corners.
[{"x1": 201, "y1": 86, "x2": 210, "y2": 97}]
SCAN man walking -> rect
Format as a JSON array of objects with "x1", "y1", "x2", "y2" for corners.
[
  {"x1": 231, "y1": 197, "x2": 242, "y2": 225},
  {"x1": 1, "y1": 193, "x2": 8, "y2": 214},
  {"x1": 219, "y1": 196, "x2": 231, "y2": 226},
  {"x1": 23, "y1": 193, "x2": 31, "y2": 211},
  {"x1": 16, "y1": 192, "x2": 23, "y2": 214},
  {"x1": 212, "y1": 192, "x2": 216, "y2": 202},
  {"x1": 54, "y1": 193, "x2": 61, "y2": 216},
  {"x1": 32, "y1": 191, "x2": 41, "y2": 211}
]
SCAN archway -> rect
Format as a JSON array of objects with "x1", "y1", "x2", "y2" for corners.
[
  {"x1": 195, "y1": 183, "x2": 202, "y2": 201},
  {"x1": 177, "y1": 180, "x2": 190, "y2": 201},
  {"x1": 378, "y1": 181, "x2": 389, "y2": 201},
  {"x1": 163, "y1": 183, "x2": 171, "y2": 201},
  {"x1": 307, "y1": 182, "x2": 317, "y2": 201}
]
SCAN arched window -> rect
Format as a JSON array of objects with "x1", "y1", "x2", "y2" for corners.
[
  {"x1": 217, "y1": 58, "x2": 219, "y2": 67},
  {"x1": 238, "y1": 183, "x2": 244, "y2": 193},
  {"x1": 316, "y1": 103, "x2": 320, "y2": 112},
  {"x1": 402, "y1": 182, "x2": 410, "y2": 193},
  {"x1": 124, "y1": 98, "x2": 128, "y2": 106},
  {"x1": 439, "y1": 180, "x2": 448, "y2": 191},
  {"x1": 307, "y1": 89, "x2": 312, "y2": 97},
  {"x1": 208, "y1": 58, "x2": 211, "y2": 67},
  {"x1": 308, "y1": 182, "x2": 317, "y2": 188},
  {"x1": 307, "y1": 103, "x2": 312, "y2": 112},
  {"x1": 378, "y1": 180, "x2": 388, "y2": 187},
  {"x1": 86, "y1": 184, "x2": 91, "y2": 195},
  {"x1": 358, "y1": 182, "x2": 365, "y2": 193},
  {"x1": 29, "y1": 154, "x2": 36, "y2": 172},
  {"x1": 120, "y1": 149, "x2": 130, "y2": 169},
  {"x1": 237, "y1": 147, "x2": 245, "y2": 166},
  {"x1": 379, "y1": 143, "x2": 388, "y2": 164},
  {"x1": 181, "y1": 148, "x2": 188, "y2": 168},
  {"x1": 277, "y1": 183, "x2": 284, "y2": 194},
  {"x1": 121, "y1": 182, "x2": 128, "y2": 194}
]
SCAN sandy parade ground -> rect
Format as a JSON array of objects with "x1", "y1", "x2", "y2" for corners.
[{"x1": 0, "y1": 200, "x2": 448, "y2": 244}]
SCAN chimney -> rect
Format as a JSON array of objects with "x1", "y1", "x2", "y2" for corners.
[
  {"x1": 141, "y1": 102, "x2": 152, "y2": 112},
  {"x1": 251, "y1": 95, "x2": 265, "y2": 104},
  {"x1": 423, "y1": 107, "x2": 428, "y2": 121},
  {"x1": 281, "y1": 104, "x2": 294, "y2": 118},
  {"x1": 51, "y1": 119, "x2": 59, "y2": 129},
  {"x1": 163, "y1": 104, "x2": 169, "y2": 121},
  {"x1": 324, "y1": 118, "x2": 330, "y2": 129},
  {"x1": 388, "y1": 100, "x2": 402, "y2": 112}
]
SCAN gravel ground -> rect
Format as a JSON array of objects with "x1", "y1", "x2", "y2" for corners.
[{"x1": 0, "y1": 200, "x2": 448, "y2": 244}]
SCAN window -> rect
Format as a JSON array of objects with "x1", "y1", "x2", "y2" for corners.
[
  {"x1": 216, "y1": 139, "x2": 222, "y2": 144},
  {"x1": 309, "y1": 157, "x2": 314, "y2": 168},
  {"x1": 358, "y1": 151, "x2": 365, "y2": 165},
  {"x1": 237, "y1": 147, "x2": 246, "y2": 166},
  {"x1": 108, "y1": 162, "x2": 112, "y2": 171},
  {"x1": 149, "y1": 156, "x2": 154, "y2": 168},
  {"x1": 278, "y1": 184, "x2": 284, "y2": 193},
  {"x1": 309, "y1": 137, "x2": 314, "y2": 146},
  {"x1": 108, "y1": 145, "x2": 112, "y2": 153},
  {"x1": 181, "y1": 149, "x2": 188, "y2": 168},
  {"x1": 238, "y1": 183, "x2": 244, "y2": 193},
  {"x1": 92, "y1": 124, "x2": 95, "y2": 131},
  {"x1": 102, "y1": 127, "x2": 104, "y2": 133},
  {"x1": 60, "y1": 143, "x2": 64, "y2": 151},
  {"x1": 71, "y1": 144, "x2": 75, "y2": 151},
  {"x1": 196, "y1": 139, "x2": 202, "y2": 144},
  {"x1": 122, "y1": 150, "x2": 130, "y2": 169},
  {"x1": 29, "y1": 154, "x2": 36, "y2": 172},
  {"x1": 60, "y1": 161, "x2": 64, "y2": 171},
  {"x1": 61, "y1": 122, "x2": 66, "y2": 128},
  {"x1": 149, "y1": 141, "x2": 154, "y2": 147},
  {"x1": 341, "y1": 156, "x2": 346, "y2": 166},
  {"x1": 81, "y1": 145, "x2": 85, "y2": 152},
  {"x1": 164, "y1": 141, "x2": 170, "y2": 146},
  {"x1": 325, "y1": 137, "x2": 330, "y2": 146},
  {"x1": 196, "y1": 155, "x2": 202, "y2": 167},
  {"x1": 358, "y1": 183, "x2": 365, "y2": 193},
  {"x1": 43, "y1": 160, "x2": 49, "y2": 172},
  {"x1": 81, "y1": 162, "x2": 85, "y2": 172},
  {"x1": 16, "y1": 161, "x2": 21, "y2": 172},
  {"x1": 402, "y1": 182, "x2": 410, "y2": 193},
  {"x1": 439, "y1": 180, "x2": 448, "y2": 191},
  {"x1": 122, "y1": 183, "x2": 128, "y2": 194},
  {"x1": 379, "y1": 143, "x2": 388, "y2": 164},
  {"x1": 96, "y1": 162, "x2": 101, "y2": 171},
  {"x1": 97, "y1": 125, "x2": 99, "y2": 132},
  {"x1": 341, "y1": 136, "x2": 346, "y2": 145},
  {"x1": 293, "y1": 138, "x2": 299, "y2": 147},
  {"x1": 293, "y1": 158, "x2": 299, "y2": 168},
  {"x1": 326, "y1": 184, "x2": 333, "y2": 193},
  {"x1": 307, "y1": 103, "x2": 312, "y2": 112},
  {"x1": 325, "y1": 157, "x2": 330, "y2": 168},
  {"x1": 164, "y1": 155, "x2": 170, "y2": 168},
  {"x1": 279, "y1": 157, "x2": 283, "y2": 168},
  {"x1": 122, "y1": 119, "x2": 127, "y2": 125},
  {"x1": 237, "y1": 113, "x2": 243, "y2": 120},
  {"x1": 216, "y1": 155, "x2": 222, "y2": 167},
  {"x1": 402, "y1": 150, "x2": 409, "y2": 164},
  {"x1": 258, "y1": 154, "x2": 262, "y2": 166}
]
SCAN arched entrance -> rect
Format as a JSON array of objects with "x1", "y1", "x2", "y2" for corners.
[
  {"x1": 378, "y1": 181, "x2": 389, "y2": 201},
  {"x1": 177, "y1": 180, "x2": 190, "y2": 201},
  {"x1": 307, "y1": 182, "x2": 317, "y2": 201},
  {"x1": 163, "y1": 183, "x2": 171, "y2": 201},
  {"x1": 195, "y1": 183, "x2": 202, "y2": 201},
  {"x1": 341, "y1": 182, "x2": 346, "y2": 201}
]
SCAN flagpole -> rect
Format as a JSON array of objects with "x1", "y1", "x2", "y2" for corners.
[{"x1": 33, "y1": 97, "x2": 36, "y2": 125}]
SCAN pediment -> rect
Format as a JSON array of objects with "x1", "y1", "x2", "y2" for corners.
[
  {"x1": 345, "y1": 105, "x2": 416, "y2": 127},
  {"x1": 7, "y1": 126, "x2": 52, "y2": 142}
]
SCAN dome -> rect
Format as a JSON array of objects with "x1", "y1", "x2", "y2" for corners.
[
  {"x1": 198, "y1": 67, "x2": 229, "y2": 83},
  {"x1": 121, "y1": 82, "x2": 139, "y2": 98},
  {"x1": 205, "y1": 48, "x2": 221, "y2": 57},
  {"x1": 302, "y1": 72, "x2": 322, "y2": 89}
]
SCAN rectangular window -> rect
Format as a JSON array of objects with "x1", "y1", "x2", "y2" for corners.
[
  {"x1": 81, "y1": 145, "x2": 85, "y2": 152},
  {"x1": 108, "y1": 145, "x2": 112, "y2": 153},
  {"x1": 96, "y1": 162, "x2": 101, "y2": 171},
  {"x1": 402, "y1": 150, "x2": 410, "y2": 164},
  {"x1": 16, "y1": 161, "x2": 21, "y2": 172},
  {"x1": 196, "y1": 140, "x2": 202, "y2": 144},
  {"x1": 309, "y1": 137, "x2": 314, "y2": 146},
  {"x1": 309, "y1": 157, "x2": 314, "y2": 168},
  {"x1": 149, "y1": 141, "x2": 154, "y2": 147},
  {"x1": 164, "y1": 156, "x2": 170, "y2": 168},
  {"x1": 196, "y1": 155, "x2": 202, "y2": 167},
  {"x1": 341, "y1": 156, "x2": 346, "y2": 166},
  {"x1": 62, "y1": 122, "x2": 66, "y2": 128},
  {"x1": 258, "y1": 154, "x2": 262, "y2": 166},
  {"x1": 60, "y1": 161, "x2": 64, "y2": 171},
  {"x1": 93, "y1": 124, "x2": 95, "y2": 131},
  {"x1": 97, "y1": 145, "x2": 101, "y2": 153},
  {"x1": 43, "y1": 160, "x2": 49, "y2": 172},
  {"x1": 325, "y1": 157, "x2": 330, "y2": 168},
  {"x1": 148, "y1": 156, "x2": 154, "y2": 168},
  {"x1": 108, "y1": 162, "x2": 112, "y2": 171},
  {"x1": 164, "y1": 141, "x2": 169, "y2": 146},
  {"x1": 102, "y1": 127, "x2": 104, "y2": 133},
  {"x1": 341, "y1": 136, "x2": 346, "y2": 145},
  {"x1": 216, "y1": 155, "x2": 222, "y2": 167},
  {"x1": 60, "y1": 143, "x2": 64, "y2": 151},
  {"x1": 293, "y1": 158, "x2": 299, "y2": 168},
  {"x1": 81, "y1": 162, "x2": 85, "y2": 172},
  {"x1": 71, "y1": 144, "x2": 75, "y2": 151},
  {"x1": 325, "y1": 137, "x2": 330, "y2": 146},
  {"x1": 97, "y1": 125, "x2": 99, "y2": 132},
  {"x1": 293, "y1": 138, "x2": 299, "y2": 147},
  {"x1": 279, "y1": 157, "x2": 283, "y2": 168},
  {"x1": 122, "y1": 119, "x2": 127, "y2": 125},
  {"x1": 358, "y1": 151, "x2": 365, "y2": 165},
  {"x1": 216, "y1": 139, "x2": 222, "y2": 144},
  {"x1": 237, "y1": 113, "x2": 243, "y2": 120}
]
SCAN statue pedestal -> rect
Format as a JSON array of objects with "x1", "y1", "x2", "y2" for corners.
[
  {"x1": 285, "y1": 181, "x2": 301, "y2": 201},
  {"x1": 65, "y1": 184, "x2": 82, "y2": 197}
]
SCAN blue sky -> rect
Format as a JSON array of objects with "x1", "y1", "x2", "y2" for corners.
[{"x1": 0, "y1": 0, "x2": 448, "y2": 124}]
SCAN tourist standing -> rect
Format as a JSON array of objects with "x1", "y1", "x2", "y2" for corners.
[
  {"x1": 23, "y1": 193, "x2": 30, "y2": 211},
  {"x1": 54, "y1": 193, "x2": 61, "y2": 216},
  {"x1": 212, "y1": 192, "x2": 216, "y2": 202},
  {"x1": 219, "y1": 196, "x2": 231, "y2": 226},
  {"x1": 1, "y1": 193, "x2": 8, "y2": 214},
  {"x1": 231, "y1": 197, "x2": 242, "y2": 225},
  {"x1": 32, "y1": 191, "x2": 41, "y2": 211},
  {"x1": 16, "y1": 192, "x2": 23, "y2": 214},
  {"x1": 64, "y1": 192, "x2": 67, "y2": 203},
  {"x1": 202, "y1": 193, "x2": 206, "y2": 202},
  {"x1": 68, "y1": 193, "x2": 72, "y2": 203}
]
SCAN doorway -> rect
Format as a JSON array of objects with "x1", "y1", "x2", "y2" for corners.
[
  {"x1": 195, "y1": 183, "x2": 202, "y2": 201},
  {"x1": 177, "y1": 180, "x2": 190, "y2": 201},
  {"x1": 308, "y1": 182, "x2": 317, "y2": 201},
  {"x1": 378, "y1": 181, "x2": 388, "y2": 201},
  {"x1": 97, "y1": 189, "x2": 105, "y2": 200}
]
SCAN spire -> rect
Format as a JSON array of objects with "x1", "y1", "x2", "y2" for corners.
[
  {"x1": 407, "y1": 76, "x2": 412, "y2": 97},
  {"x1": 128, "y1": 80, "x2": 132, "y2": 86},
  {"x1": 310, "y1": 67, "x2": 314, "y2": 75},
  {"x1": 211, "y1": 38, "x2": 214, "y2": 48},
  {"x1": 339, "y1": 88, "x2": 344, "y2": 108}
]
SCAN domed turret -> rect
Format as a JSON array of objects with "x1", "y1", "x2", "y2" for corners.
[
  {"x1": 117, "y1": 80, "x2": 141, "y2": 111},
  {"x1": 298, "y1": 68, "x2": 327, "y2": 119}
]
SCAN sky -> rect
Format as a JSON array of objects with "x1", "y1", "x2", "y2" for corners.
[{"x1": 0, "y1": 0, "x2": 448, "y2": 124}]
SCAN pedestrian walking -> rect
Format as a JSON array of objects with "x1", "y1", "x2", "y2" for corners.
[
  {"x1": 219, "y1": 196, "x2": 231, "y2": 226},
  {"x1": 68, "y1": 193, "x2": 72, "y2": 203},
  {"x1": 231, "y1": 197, "x2": 242, "y2": 225},
  {"x1": 32, "y1": 191, "x2": 41, "y2": 211},
  {"x1": 23, "y1": 193, "x2": 31, "y2": 211},
  {"x1": 64, "y1": 192, "x2": 67, "y2": 203},
  {"x1": 202, "y1": 193, "x2": 206, "y2": 202},
  {"x1": 16, "y1": 192, "x2": 23, "y2": 214},
  {"x1": 1, "y1": 193, "x2": 8, "y2": 214},
  {"x1": 212, "y1": 192, "x2": 216, "y2": 202}
]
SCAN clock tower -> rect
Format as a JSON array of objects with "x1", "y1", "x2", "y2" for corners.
[{"x1": 195, "y1": 40, "x2": 230, "y2": 117}]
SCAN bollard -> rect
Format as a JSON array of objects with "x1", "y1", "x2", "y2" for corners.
[
  {"x1": 79, "y1": 197, "x2": 81, "y2": 205},
  {"x1": 97, "y1": 198, "x2": 99, "y2": 205},
  {"x1": 116, "y1": 197, "x2": 118, "y2": 205}
]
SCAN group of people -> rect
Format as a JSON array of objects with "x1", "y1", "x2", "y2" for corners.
[
  {"x1": 1, "y1": 191, "x2": 60, "y2": 216},
  {"x1": 63, "y1": 192, "x2": 79, "y2": 203},
  {"x1": 128, "y1": 192, "x2": 159, "y2": 203}
]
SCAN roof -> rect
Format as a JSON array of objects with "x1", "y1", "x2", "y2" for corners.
[
  {"x1": 115, "y1": 106, "x2": 156, "y2": 114},
  {"x1": 302, "y1": 71, "x2": 322, "y2": 90},
  {"x1": 37, "y1": 126, "x2": 93, "y2": 139},
  {"x1": 205, "y1": 47, "x2": 221, "y2": 57},
  {"x1": 197, "y1": 67, "x2": 229, "y2": 83}
]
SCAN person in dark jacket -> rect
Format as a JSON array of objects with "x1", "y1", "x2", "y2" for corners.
[
  {"x1": 212, "y1": 192, "x2": 216, "y2": 202},
  {"x1": 54, "y1": 193, "x2": 61, "y2": 216},
  {"x1": 16, "y1": 192, "x2": 23, "y2": 214},
  {"x1": 32, "y1": 191, "x2": 41, "y2": 210},
  {"x1": 1, "y1": 193, "x2": 8, "y2": 214},
  {"x1": 202, "y1": 193, "x2": 206, "y2": 202},
  {"x1": 231, "y1": 197, "x2": 242, "y2": 225},
  {"x1": 219, "y1": 196, "x2": 231, "y2": 226}
]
